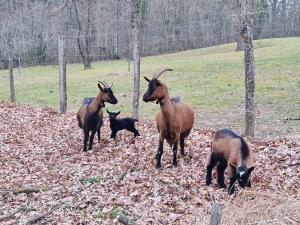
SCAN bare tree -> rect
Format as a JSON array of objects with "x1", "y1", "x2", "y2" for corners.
[
  {"x1": 241, "y1": 0, "x2": 256, "y2": 138},
  {"x1": 131, "y1": 0, "x2": 140, "y2": 120},
  {"x1": 72, "y1": 0, "x2": 94, "y2": 69}
]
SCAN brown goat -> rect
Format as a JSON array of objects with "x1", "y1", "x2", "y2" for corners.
[
  {"x1": 143, "y1": 69, "x2": 194, "y2": 168},
  {"x1": 77, "y1": 81, "x2": 118, "y2": 151},
  {"x1": 206, "y1": 129, "x2": 255, "y2": 195}
]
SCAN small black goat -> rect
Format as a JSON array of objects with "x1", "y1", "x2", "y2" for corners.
[{"x1": 106, "y1": 110, "x2": 140, "y2": 139}]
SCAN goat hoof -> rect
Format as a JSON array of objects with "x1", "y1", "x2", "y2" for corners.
[
  {"x1": 228, "y1": 188, "x2": 235, "y2": 195},
  {"x1": 206, "y1": 180, "x2": 211, "y2": 186},
  {"x1": 172, "y1": 162, "x2": 178, "y2": 167},
  {"x1": 218, "y1": 184, "x2": 226, "y2": 189},
  {"x1": 156, "y1": 163, "x2": 161, "y2": 169}
]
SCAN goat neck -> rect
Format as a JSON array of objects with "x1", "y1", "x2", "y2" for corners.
[
  {"x1": 88, "y1": 93, "x2": 104, "y2": 113},
  {"x1": 158, "y1": 90, "x2": 174, "y2": 120}
]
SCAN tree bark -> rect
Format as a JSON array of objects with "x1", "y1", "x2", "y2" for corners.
[
  {"x1": 241, "y1": 0, "x2": 256, "y2": 138},
  {"x1": 131, "y1": 0, "x2": 140, "y2": 120}
]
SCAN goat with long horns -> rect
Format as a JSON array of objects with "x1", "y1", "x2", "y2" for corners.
[
  {"x1": 77, "y1": 81, "x2": 118, "y2": 151},
  {"x1": 143, "y1": 69, "x2": 195, "y2": 168}
]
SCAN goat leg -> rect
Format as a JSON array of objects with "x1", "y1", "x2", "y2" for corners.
[
  {"x1": 88, "y1": 130, "x2": 96, "y2": 150},
  {"x1": 155, "y1": 141, "x2": 164, "y2": 168},
  {"x1": 217, "y1": 163, "x2": 227, "y2": 188},
  {"x1": 83, "y1": 130, "x2": 89, "y2": 152},
  {"x1": 111, "y1": 131, "x2": 117, "y2": 139},
  {"x1": 172, "y1": 141, "x2": 178, "y2": 167},
  {"x1": 206, "y1": 153, "x2": 220, "y2": 186},
  {"x1": 97, "y1": 127, "x2": 101, "y2": 143},
  {"x1": 131, "y1": 127, "x2": 140, "y2": 136},
  {"x1": 180, "y1": 136, "x2": 185, "y2": 156}
]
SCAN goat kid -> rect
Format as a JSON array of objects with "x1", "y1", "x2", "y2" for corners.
[
  {"x1": 206, "y1": 129, "x2": 255, "y2": 195},
  {"x1": 143, "y1": 69, "x2": 194, "y2": 168},
  {"x1": 106, "y1": 110, "x2": 140, "y2": 139},
  {"x1": 77, "y1": 81, "x2": 118, "y2": 151}
]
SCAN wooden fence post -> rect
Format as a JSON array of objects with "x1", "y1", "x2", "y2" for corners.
[
  {"x1": 131, "y1": 0, "x2": 140, "y2": 120},
  {"x1": 9, "y1": 54, "x2": 16, "y2": 103},
  {"x1": 241, "y1": 0, "x2": 256, "y2": 138},
  {"x1": 208, "y1": 203, "x2": 223, "y2": 225},
  {"x1": 58, "y1": 36, "x2": 67, "y2": 113}
]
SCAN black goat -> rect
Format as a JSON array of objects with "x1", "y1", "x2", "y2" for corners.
[{"x1": 106, "y1": 110, "x2": 140, "y2": 139}]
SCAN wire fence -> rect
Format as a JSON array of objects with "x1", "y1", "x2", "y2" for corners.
[{"x1": 0, "y1": 9, "x2": 299, "y2": 140}]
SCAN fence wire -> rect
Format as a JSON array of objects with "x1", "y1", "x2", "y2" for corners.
[{"x1": 0, "y1": 9, "x2": 299, "y2": 140}]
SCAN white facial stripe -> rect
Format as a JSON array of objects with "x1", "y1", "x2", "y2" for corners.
[{"x1": 239, "y1": 171, "x2": 245, "y2": 176}]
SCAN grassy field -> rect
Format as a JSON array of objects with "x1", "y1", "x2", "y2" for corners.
[{"x1": 0, "y1": 37, "x2": 299, "y2": 140}]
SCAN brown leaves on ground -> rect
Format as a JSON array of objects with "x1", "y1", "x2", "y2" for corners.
[{"x1": 0, "y1": 100, "x2": 299, "y2": 224}]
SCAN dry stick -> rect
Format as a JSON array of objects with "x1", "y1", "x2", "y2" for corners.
[
  {"x1": 118, "y1": 169, "x2": 129, "y2": 182},
  {"x1": 26, "y1": 203, "x2": 61, "y2": 225},
  {"x1": 117, "y1": 214, "x2": 138, "y2": 225},
  {"x1": 208, "y1": 203, "x2": 224, "y2": 225},
  {"x1": 0, "y1": 186, "x2": 53, "y2": 195}
]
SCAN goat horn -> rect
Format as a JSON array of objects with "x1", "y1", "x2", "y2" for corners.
[
  {"x1": 98, "y1": 81, "x2": 107, "y2": 88},
  {"x1": 103, "y1": 81, "x2": 109, "y2": 87},
  {"x1": 110, "y1": 83, "x2": 113, "y2": 88},
  {"x1": 153, "y1": 68, "x2": 173, "y2": 79}
]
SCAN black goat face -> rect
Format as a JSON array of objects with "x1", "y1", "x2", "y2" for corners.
[
  {"x1": 235, "y1": 165, "x2": 254, "y2": 188},
  {"x1": 98, "y1": 83, "x2": 118, "y2": 105},
  {"x1": 106, "y1": 88, "x2": 118, "y2": 104},
  {"x1": 143, "y1": 77, "x2": 162, "y2": 102},
  {"x1": 106, "y1": 110, "x2": 121, "y2": 120}
]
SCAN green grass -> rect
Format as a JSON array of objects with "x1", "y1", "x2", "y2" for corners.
[{"x1": 0, "y1": 37, "x2": 299, "y2": 140}]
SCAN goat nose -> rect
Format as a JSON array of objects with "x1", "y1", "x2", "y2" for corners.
[{"x1": 143, "y1": 95, "x2": 148, "y2": 102}]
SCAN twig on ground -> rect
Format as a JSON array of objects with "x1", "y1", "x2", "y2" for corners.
[
  {"x1": 0, "y1": 186, "x2": 54, "y2": 196},
  {"x1": 26, "y1": 203, "x2": 61, "y2": 225}
]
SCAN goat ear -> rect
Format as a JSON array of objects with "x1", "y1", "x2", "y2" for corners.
[
  {"x1": 98, "y1": 83, "x2": 105, "y2": 92},
  {"x1": 144, "y1": 77, "x2": 151, "y2": 83},
  {"x1": 248, "y1": 166, "x2": 254, "y2": 174},
  {"x1": 117, "y1": 111, "x2": 121, "y2": 115}
]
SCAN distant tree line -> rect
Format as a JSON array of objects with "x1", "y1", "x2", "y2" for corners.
[{"x1": 0, "y1": 0, "x2": 299, "y2": 69}]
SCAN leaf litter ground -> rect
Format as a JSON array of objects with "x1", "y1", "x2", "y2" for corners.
[{"x1": 0, "y1": 101, "x2": 299, "y2": 224}]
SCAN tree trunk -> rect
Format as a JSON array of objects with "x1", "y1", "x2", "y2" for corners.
[
  {"x1": 84, "y1": 0, "x2": 92, "y2": 69},
  {"x1": 241, "y1": 0, "x2": 256, "y2": 138},
  {"x1": 58, "y1": 37, "x2": 67, "y2": 113},
  {"x1": 9, "y1": 56, "x2": 16, "y2": 103},
  {"x1": 72, "y1": 0, "x2": 92, "y2": 70},
  {"x1": 131, "y1": 0, "x2": 140, "y2": 120},
  {"x1": 235, "y1": 0, "x2": 244, "y2": 51}
]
